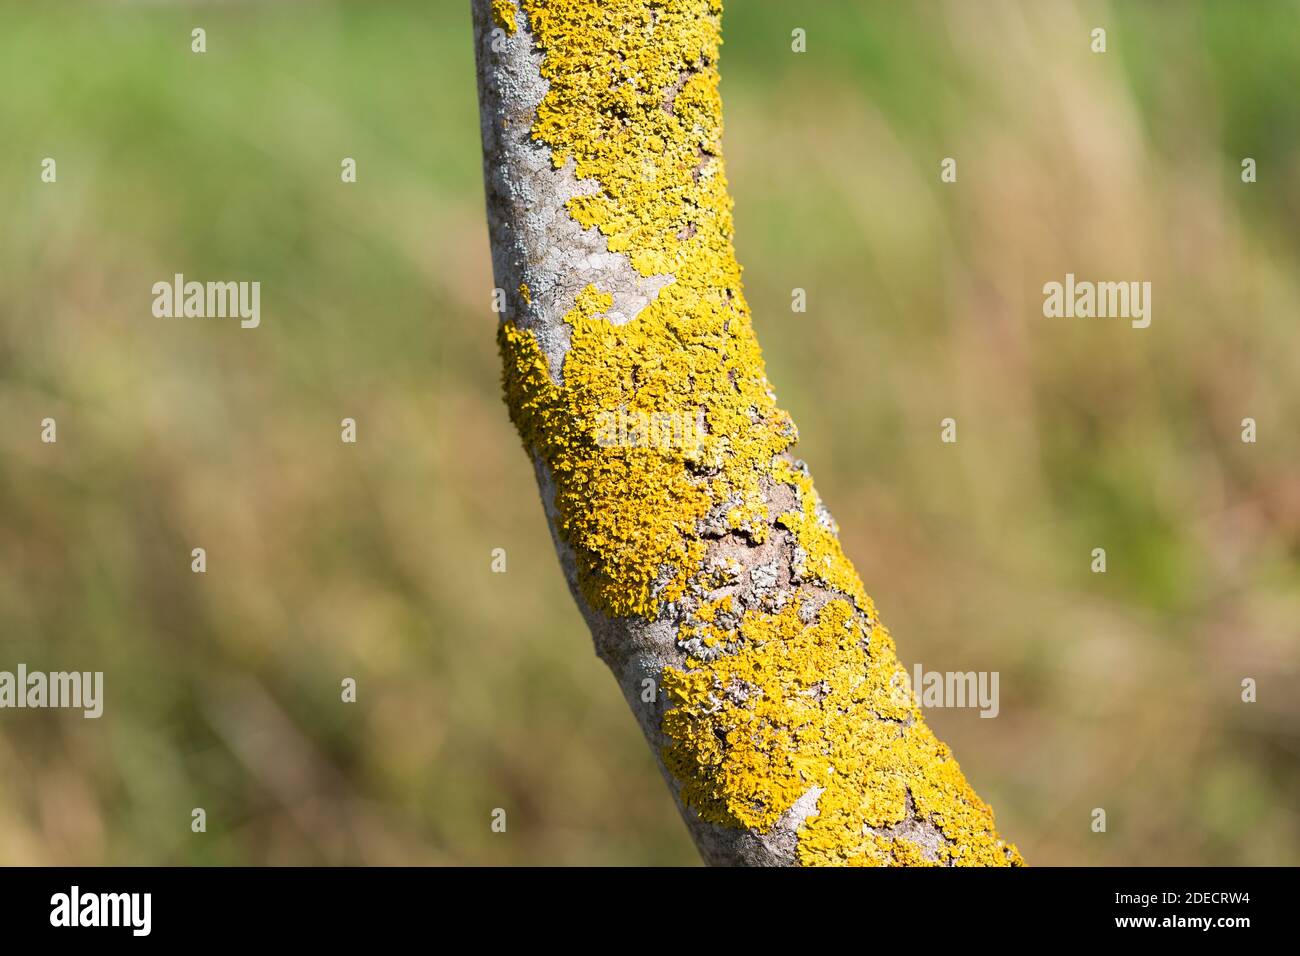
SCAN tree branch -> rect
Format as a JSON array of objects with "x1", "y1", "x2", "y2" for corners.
[{"x1": 471, "y1": 0, "x2": 1021, "y2": 866}]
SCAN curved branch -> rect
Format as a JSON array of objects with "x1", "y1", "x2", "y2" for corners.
[{"x1": 471, "y1": 0, "x2": 1021, "y2": 867}]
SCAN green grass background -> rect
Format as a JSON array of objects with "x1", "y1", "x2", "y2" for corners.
[{"x1": 0, "y1": 0, "x2": 1297, "y2": 865}]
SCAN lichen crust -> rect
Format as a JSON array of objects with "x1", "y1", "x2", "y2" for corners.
[{"x1": 495, "y1": 0, "x2": 1022, "y2": 866}]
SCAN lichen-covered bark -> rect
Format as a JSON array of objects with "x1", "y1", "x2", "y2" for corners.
[{"x1": 472, "y1": 0, "x2": 1022, "y2": 866}]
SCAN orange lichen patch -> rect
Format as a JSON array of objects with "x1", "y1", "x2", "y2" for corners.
[{"x1": 497, "y1": 0, "x2": 1021, "y2": 864}]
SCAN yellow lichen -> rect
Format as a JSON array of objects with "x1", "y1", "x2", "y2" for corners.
[
  {"x1": 491, "y1": 0, "x2": 519, "y2": 34},
  {"x1": 497, "y1": 0, "x2": 1021, "y2": 865}
]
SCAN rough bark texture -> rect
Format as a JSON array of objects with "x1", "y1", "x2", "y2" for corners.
[{"x1": 472, "y1": 0, "x2": 1022, "y2": 866}]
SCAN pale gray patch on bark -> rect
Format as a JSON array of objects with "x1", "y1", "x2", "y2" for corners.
[{"x1": 473, "y1": 0, "x2": 673, "y2": 384}]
